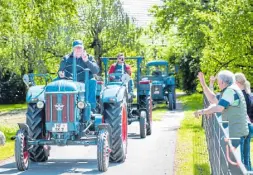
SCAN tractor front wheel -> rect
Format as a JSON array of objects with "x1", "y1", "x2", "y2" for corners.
[
  {"x1": 139, "y1": 111, "x2": 147, "y2": 138},
  {"x1": 104, "y1": 98, "x2": 128, "y2": 163},
  {"x1": 26, "y1": 104, "x2": 49, "y2": 162},
  {"x1": 15, "y1": 130, "x2": 29, "y2": 171},
  {"x1": 97, "y1": 129, "x2": 110, "y2": 172}
]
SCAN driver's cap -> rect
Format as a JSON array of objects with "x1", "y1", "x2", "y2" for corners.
[{"x1": 72, "y1": 40, "x2": 84, "y2": 48}]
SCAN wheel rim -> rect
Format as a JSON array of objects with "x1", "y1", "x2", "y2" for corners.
[
  {"x1": 104, "y1": 134, "x2": 110, "y2": 167},
  {"x1": 23, "y1": 140, "x2": 29, "y2": 165},
  {"x1": 122, "y1": 103, "x2": 127, "y2": 154}
]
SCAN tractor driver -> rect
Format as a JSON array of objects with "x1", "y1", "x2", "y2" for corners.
[
  {"x1": 108, "y1": 53, "x2": 134, "y2": 97},
  {"x1": 152, "y1": 66, "x2": 162, "y2": 76},
  {"x1": 58, "y1": 40, "x2": 99, "y2": 110}
]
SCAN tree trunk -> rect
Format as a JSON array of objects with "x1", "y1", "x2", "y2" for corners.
[{"x1": 93, "y1": 34, "x2": 103, "y2": 76}]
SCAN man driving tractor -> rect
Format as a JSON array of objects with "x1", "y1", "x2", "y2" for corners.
[
  {"x1": 58, "y1": 40, "x2": 99, "y2": 110},
  {"x1": 152, "y1": 66, "x2": 162, "y2": 76},
  {"x1": 108, "y1": 53, "x2": 134, "y2": 98}
]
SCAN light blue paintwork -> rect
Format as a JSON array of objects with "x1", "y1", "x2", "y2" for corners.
[
  {"x1": 146, "y1": 60, "x2": 168, "y2": 66},
  {"x1": 26, "y1": 85, "x2": 45, "y2": 103},
  {"x1": 101, "y1": 84, "x2": 126, "y2": 103}
]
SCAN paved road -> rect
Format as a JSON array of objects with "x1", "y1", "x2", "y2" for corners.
[{"x1": 0, "y1": 110, "x2": 184, "y2": 175}]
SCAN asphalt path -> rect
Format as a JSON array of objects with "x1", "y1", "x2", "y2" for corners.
[{"x1": 0, "y1": 109, "x2": 184, "y2": 175}]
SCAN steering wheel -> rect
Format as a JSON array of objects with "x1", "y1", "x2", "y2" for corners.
[
  {"x1": 61, "y1": 65, "x2": 87, "y2": 80},
  {"x1": 109, "y1": 73, "x2": 130, "y2": 83}
]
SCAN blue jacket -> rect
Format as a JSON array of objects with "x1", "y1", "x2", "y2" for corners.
[{"x1": 58, "y1": 52, "x2": 99, "y2": 81}]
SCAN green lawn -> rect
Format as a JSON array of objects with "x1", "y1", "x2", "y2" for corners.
[
  {"x1": 0, "y1": 125, "x2": 18, "y2": 160},
  {"x1": 0, "y1": 104, "x2": 27, "y2": 113},
  {"x1": 174, "y1": 93, "x2": 211, "y2": 175}
]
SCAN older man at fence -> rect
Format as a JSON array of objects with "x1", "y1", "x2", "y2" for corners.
[{"x1": 194, "y1": 70, "x2": 249, "y2": 169}]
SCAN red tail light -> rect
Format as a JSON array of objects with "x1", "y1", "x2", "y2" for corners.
[
  {"x1": 139, "y1": 80, "x2": 150, "y2": 84},
  {"x1": 97, "y1": 81, "x2": 104, "y2": 85}
]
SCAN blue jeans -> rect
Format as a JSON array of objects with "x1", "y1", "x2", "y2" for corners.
[{"x1": 239, "y1": 123, "x2": 252, "y2": 171}]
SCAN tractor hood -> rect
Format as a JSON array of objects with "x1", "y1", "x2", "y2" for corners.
[
  {"x1": 101, "y1": 84, "x2": 127, "y2": 103},
  {"x1": 45, "y1": 80, "x2": 85, "y2": 93}
]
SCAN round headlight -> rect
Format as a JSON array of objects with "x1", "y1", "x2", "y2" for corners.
[
  {"x1": 77, "y1": 101, "x2": 85, "y2": 109},
  {"x1": 37, "y1": 101, "x2": 44, "y2": 109}
]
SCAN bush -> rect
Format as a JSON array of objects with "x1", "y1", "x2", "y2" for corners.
[{"x1": 0, "y1": 71, "x2": 26, "y2": 104}]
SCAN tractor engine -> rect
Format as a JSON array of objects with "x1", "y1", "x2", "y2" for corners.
[
  {"x1": 44, "y1": 79, "x2": 85, "y2": 140},
  {"x1": 151, "y1": 81, "x2": 164, "y2": 100}
]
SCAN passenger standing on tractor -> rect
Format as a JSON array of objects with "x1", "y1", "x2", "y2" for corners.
[
  {"x1": 108, "y1": 53, "x2": 134, "y2": 97},
  {"x1": 58, "y1": 40, "x2": 99, "y2": 111}
]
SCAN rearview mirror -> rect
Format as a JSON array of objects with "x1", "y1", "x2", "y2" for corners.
[{"x1": 23, "y1": 74, "x2": 30, "y2": 87}]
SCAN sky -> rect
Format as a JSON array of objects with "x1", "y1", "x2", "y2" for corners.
[{"x1": 121, "y1": 0, "x2": 163, "y2": 27}]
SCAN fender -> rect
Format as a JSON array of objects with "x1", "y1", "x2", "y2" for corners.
[
  {"x1": 26, "y1": 85, "x2": 45, "y2": 103},
  {"x1": 101, "y1": 85, "x2": 127, "y2": 103},
  {"x1": 18, "y1": 123, "x2": 32, "y2": 138}
]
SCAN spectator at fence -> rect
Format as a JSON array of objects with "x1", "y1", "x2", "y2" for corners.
[
  {"x1": 194, "y1": 71, "x2": 249, "y2": 165},
  {"x1": 235, "y1": 72, "x2": 252, "y2": 170}
]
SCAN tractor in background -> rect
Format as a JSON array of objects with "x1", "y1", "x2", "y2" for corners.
[
  {"x1": 101, "y1": 56, "x2": 152, "y2": 139},
  {"x1": 142, "y1": 60, "x2": 176, "y2": 110},
  {"x1": 14, "y1": 57, "x2": 127, "y2": 172}
]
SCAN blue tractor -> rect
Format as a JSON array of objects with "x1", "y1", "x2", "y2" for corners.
[
  {"x1": 101, "y1": 56, "x2": 152, "y2": 138},
  {"x1": 142, "y1": 60, "x2": 176, "y2": 110},
  {"x1": 14, "y1": 58, "x2": 127, "y2": 172}
]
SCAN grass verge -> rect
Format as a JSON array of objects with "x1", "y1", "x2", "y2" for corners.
[
  {"x1": 0, "y1": 125, "x2": 18, "y2": 160},
  {"x1": 0, "y1": 104, "x2": 26, "y2": 113},
  {"x1": 174, "y1": 93, "x2": 211, "y2": 175}
]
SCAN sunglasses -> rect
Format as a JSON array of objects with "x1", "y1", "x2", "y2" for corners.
[{"x1": 118, "y1": 57, "x2": 125, "y2": 61}]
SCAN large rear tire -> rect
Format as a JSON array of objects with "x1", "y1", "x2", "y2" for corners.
[
  {"x1": 97, "y1": 129, "x2": 110, "y2": 172},
  {"x1": 26, "y1": 104, "x2": 49, "y2": 162},
  {"x1": 15, "y1": 130, "x2": 29, "y2": 171},
  {"x1": 103, "y1": 98, "x2": 128, "y2": 163}
]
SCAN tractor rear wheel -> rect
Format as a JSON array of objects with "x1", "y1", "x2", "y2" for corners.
[
  {"x1": 15, "y1": 129, "x2": 29, "y2": 171},
  {"x1": 26, "y1": 104, "x2": 49, "y2": 162},
  {"x1": 168, "y1": 94, "x2": 173, "y2": 110},
  {"x1": 104, "y1": 98, "x2": 128, "y2": 163},
  {"x1": 97, "y1": 129, "x2": 110, "y2": 172},
  {"x1": 139, "y1": 111, "x2": 147, "y2": 138}
]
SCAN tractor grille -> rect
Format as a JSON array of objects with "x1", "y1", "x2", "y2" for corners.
[
  {"x1": 45, "y1": 93, "x2": 75, "y2": 123},
  {"x1": 151, "y1": 85, "x2": 163, "y2": 95}
]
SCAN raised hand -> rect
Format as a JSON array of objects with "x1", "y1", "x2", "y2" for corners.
[
  {"x1": 197, "y1": 72, "x2": 206, "y2": 87},
  {"x1": 82, "y1": 50, "x2": 88, "y2": 62}
]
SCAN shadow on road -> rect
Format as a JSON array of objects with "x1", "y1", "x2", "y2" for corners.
[
  {"x1": 127, "y1": 133, "x2": 142, "y2": 140},
  {"x1": 0, "y1": 158, "x2": 121, "y2": 175}
]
